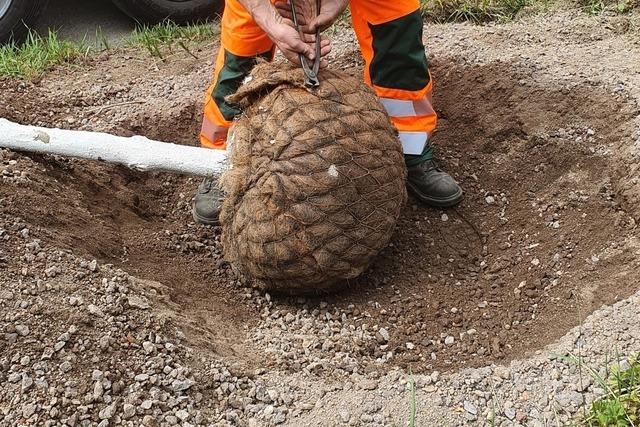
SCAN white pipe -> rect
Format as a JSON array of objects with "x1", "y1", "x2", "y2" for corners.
[{"x1": 0, "y1": 118, "x2": 228, "y2": 176}]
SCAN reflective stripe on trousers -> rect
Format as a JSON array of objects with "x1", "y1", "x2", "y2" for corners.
[{"x1": 379, "y1": 96, "x2": 434, "y2": 155}]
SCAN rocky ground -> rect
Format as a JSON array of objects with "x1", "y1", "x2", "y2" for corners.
[{"x1": 1, "y1": 7, "x2": 640, "y2": 427}]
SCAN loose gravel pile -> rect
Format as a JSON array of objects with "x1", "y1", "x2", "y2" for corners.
[{"x1": 1, "y1": 8, "x2": 640, "y2": 427}]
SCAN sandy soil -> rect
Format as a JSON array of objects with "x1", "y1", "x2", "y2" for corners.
[{"x1": 1, "y1": 7, "x2": 639, "y2": 427}]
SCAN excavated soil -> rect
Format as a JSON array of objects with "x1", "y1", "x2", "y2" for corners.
[{"x1": 1, "y1": 23, "x2": 639, "y2": 382}]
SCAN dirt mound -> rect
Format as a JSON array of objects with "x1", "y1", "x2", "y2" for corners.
[{"x1": 220, "y1": 63, "x2": 406, "y2": 294}]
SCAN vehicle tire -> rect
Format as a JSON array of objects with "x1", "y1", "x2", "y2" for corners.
[
  {"x1": 0, "y1": 0, "x2": 49, "y2": 44},
  {"x1": 111, "y1": 0, "x2": 223, "y2": 24}
]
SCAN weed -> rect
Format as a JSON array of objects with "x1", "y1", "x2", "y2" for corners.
[
  {"x1": 128, "y1": 21, "x2": 219, "y2": 60},
  {"x1": 0, "y1": 30, "x2": 90, "y2": 78},
  {"x1": 584, "y1": 355, "x2": 640, "y2": 426},
  {"x1": 408, "y1": 375, "x2": 417, "y2": 427},
  {"x1": 564, "y1": 352, "x2": 640, "y2": 426}
]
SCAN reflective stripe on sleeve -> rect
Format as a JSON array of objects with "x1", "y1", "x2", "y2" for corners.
[{"x1": 399, "y1": 131, "x2": 429, "y2": 155}]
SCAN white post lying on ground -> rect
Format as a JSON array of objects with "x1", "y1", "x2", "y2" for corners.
[{"x1": 0, "y1": 118, "x2": 228, "y2": 176}]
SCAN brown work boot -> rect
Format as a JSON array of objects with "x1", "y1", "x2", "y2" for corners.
[
  {"x1": 407, "y1": 159, "x2": 463, "y2": 208},
  {"x1": 192, "y1": 176, "x2": 223, "y2": 226}
]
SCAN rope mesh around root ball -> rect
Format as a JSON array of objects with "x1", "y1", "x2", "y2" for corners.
[{"x1": 220, "y1": 62, "x2": 407, "y2": 293}]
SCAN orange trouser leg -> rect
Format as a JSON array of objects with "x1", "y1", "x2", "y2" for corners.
[
  {"x1": 200, "y1": 0, "x2": 275, "y2": 149},
  {"x1": 349, "y1": 0, "x2": 436, "y2": 156}
]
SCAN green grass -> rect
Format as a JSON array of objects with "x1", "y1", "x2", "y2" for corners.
[
  {"x1": 408, "y1": 376, "x2": 417, "y2": 427},
  {"x1": 420, "y1": 0, "x2": 532, "y2": 23},
  {"x1": 127, "y1": 21, "x2": 219, "y2": 60},
  {"x1": 0, "y1": 30, "x2": 90, "y2": 78},
  {"x1": 0, "y1": 21, "x2": 219, "y2": 78},
  {"x1": 581, "y1": 0, "x2": 638, "y2": 14},
  {"x1": 583, "y1": 355, "x2": 640, "y2": 427}
]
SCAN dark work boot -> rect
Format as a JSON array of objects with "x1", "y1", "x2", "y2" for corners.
[
  {"x1": 407, "y1": 159, "x2": 463, "y2": 208},
  {"x1": 192, "y1": 176, "x2": 224, "y2": 226}
]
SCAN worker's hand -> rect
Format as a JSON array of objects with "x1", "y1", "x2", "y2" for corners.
[
  {"x1": 275, "y1": 0, "x2": 349, "y2": 33},
  {"x1": 239, "y1": 0, "x2": 331, "y2": 67},
  {"x1": 268, "y1": 20, "x2": 332, "y2": 68}
]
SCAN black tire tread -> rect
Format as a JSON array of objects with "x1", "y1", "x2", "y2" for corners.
[
  {"x1": 0, "y1": 0, "x2": 50, "y2": 44},
  {"x1": 111, "y1": 0, "x2": 222, "y2": 24}
]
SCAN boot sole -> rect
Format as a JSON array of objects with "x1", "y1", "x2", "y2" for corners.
[
  {"x1": 407, "y1": 182, "x2": 463, "y2": 208},
  {"x1": 192, "y1": 209, "x2": 221, "y2": 226}
]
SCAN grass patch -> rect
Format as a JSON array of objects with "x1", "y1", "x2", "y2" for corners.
[
  {"x1": 0, "y1": 30, "x2": 90, "y2": 78},
  {"x1": 0, "y1": 21, "x2": 219, "y2": 78},
  {"x1": 583, "y1": 355, "x2": 640, "y2": 426},
  {"x1": 581, "y1": 0, "x2": 638, "y2": 14},
  {"x1": 127, "y1": 21, "x2": 219, "y2": 60},
  {"x1": 420, "y1": 0, "x2": 532, "y2": 23}
]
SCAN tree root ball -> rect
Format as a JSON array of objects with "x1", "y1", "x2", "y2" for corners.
[{"x1": 220, "y1": 62, "x2": 407, "y2": 294}]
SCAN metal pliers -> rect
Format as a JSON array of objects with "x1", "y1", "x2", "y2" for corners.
[{"x1": 289, "y1": 0, "x2": 321, "y2": 87}]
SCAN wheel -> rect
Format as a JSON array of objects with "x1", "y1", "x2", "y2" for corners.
[
  {"x1": 0, "y1": 0, "x2": 49, "y2": 44},
  {"x1": 111, "y1": 0, "x2": 223, "y2": 24}
]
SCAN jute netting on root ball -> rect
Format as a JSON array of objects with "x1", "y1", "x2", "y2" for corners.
[{"x1": 220, "y1": 62, "x2": 407, "y2": 294}]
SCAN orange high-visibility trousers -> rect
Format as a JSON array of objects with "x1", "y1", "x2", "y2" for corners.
[{"x1": 201, "y1": 0, "x2": 436, "y2": 157}]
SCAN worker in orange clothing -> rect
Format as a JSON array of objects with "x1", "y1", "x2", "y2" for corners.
[{"x1": 193, "y1": 0, "x2": 463, "y2": 225}]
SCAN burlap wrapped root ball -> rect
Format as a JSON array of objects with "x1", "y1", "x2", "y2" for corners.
[{"x1": 220, "y1": 62, "x2": 407, "y2": 293}]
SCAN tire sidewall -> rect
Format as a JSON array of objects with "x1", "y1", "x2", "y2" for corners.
[{"x1": 0, "y1": 0, "x2": 46, "y2": 44}]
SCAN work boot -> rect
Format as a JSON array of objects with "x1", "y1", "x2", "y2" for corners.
[
  {"x1": 192, "y1": 176, "x2": 224, "y2": 226},
  {"x1": 407, "y1": 159, "x2": 463, "y2": 208}
]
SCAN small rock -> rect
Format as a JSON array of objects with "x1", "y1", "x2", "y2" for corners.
[
  {"x1": 339, "y1": 409, "x2": 351, "y2": 423},
  {"x1": 172, "y1": 379, "x2": 193, "y2": 392},
  {"x1": 99, "y1": 403, "x2": 116, "y2": 420},
  {"x1": 22, "y1": 403, "x2": 36, "y2": 418},
  {"x1": 463, "y1": 400, "x2": 477, "y2": 415},
  {"x1": 88, "y1": 260, "x2": 99, "y2": 272},
  {"x1": 127, "y1": 295, "x2": 150, "y2": 310},
  {"x1": 140, "y1": 400, "x2": 153, "y2": 410},
  {"x1": 441, "y1": 213, "x2": 449, "y2": 222},
  {"x1": 142, "y1": 341, "x2": 155, "y2": 354},
  {"x1": 444, "y1": 336, "x2": 455, "y2": 346},
  {"x1": 15, "y1": 324, "x2": 30, "y2": 336},
  {"x1": 41, "y1": 347, "x2": 54, "y2": 360},
  {"x1": 122, "y1": 403, "x2": 136, "y2": 419},
  {"x1": 135, "y1": 374, "x2": 149, "y2": 382},
  {"x1": 376, "y1": 327, "x2": 390, "y2": 344},
  {"x1": 485, "y1": 195, "x2": 496, "y2": 204},
  {"x1": 504, "y1": 407, "x2": 516, "y2": 420},
  {"x1": 21, "y1": 375, "x2": 34, "y2": 392},
  {"x1": 176, "y1": 409, "x2": 190, "y2": 421},
  {"x1": 60, "y1": 361, "x2": 72, "y2": 373},
  {"x1": 360, "y1": 380, "x2": 378, "y2": 390},
  {"x1": 93, "y1": 381, "x2": 104, "y2": 399},
  {"x1": 87, "y1": 304, "x2": 104, "y2": 317}
]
